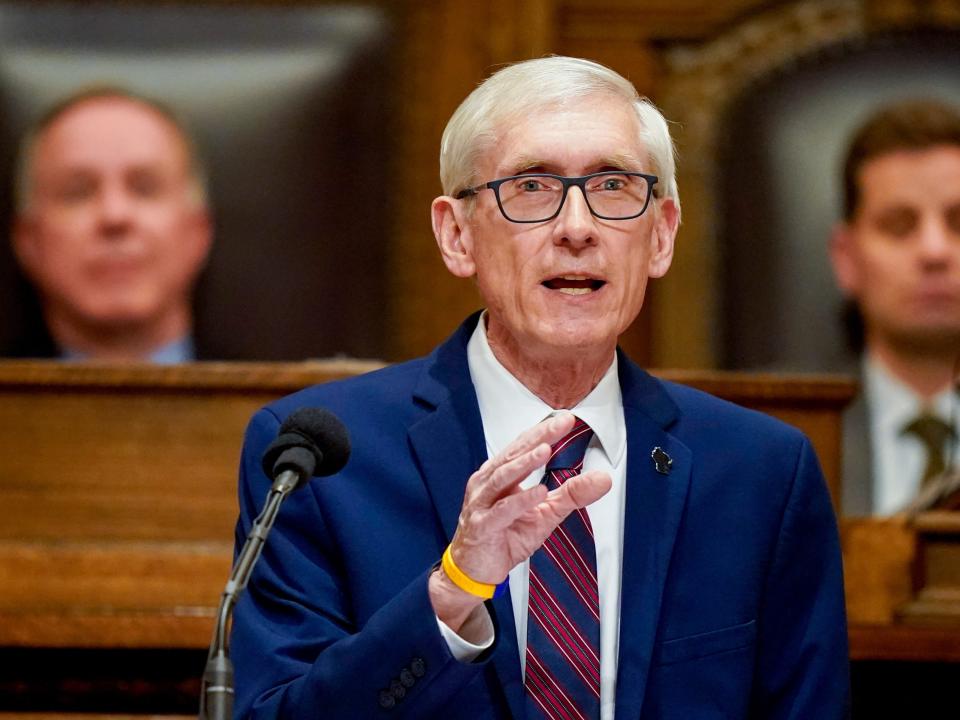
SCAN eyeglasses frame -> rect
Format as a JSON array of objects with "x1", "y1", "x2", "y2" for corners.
[{"x1": 454, "y1": 170, "x2": 660, "y2": 223}]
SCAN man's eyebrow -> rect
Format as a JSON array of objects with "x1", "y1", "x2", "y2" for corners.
[
  {"x1": 503, "y1": 153, "x2": 648, "y2": 176},
  {"x1": 600, "y1": 153, "x2": 646, "y2": 171},
  {"x1": 49, "y1": 167, "x2": 97, "y2": 183},
  {"x1": 506, "y1": 156, "x2": 548, "y2": 175}
]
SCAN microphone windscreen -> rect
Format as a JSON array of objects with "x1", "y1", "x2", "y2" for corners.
[{"x1": 278, "y1": 407, "x2": 351, "y2": 477}]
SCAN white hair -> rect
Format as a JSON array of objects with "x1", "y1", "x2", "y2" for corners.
[{"x1": 439, "y1": 56, "x2": 679, "y2": 214}]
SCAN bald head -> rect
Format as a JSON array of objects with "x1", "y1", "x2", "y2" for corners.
[{"x1": 16, "y1": 89, "x2": 207, "y2": 212}]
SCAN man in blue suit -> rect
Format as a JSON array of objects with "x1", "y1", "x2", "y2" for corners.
[{"x1": 231, "y1": 56, "x2": 849, "y2": 719}]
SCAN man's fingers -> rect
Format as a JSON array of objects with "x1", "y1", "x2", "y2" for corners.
[
  {"x1": 545, "y1": 470, "x2": 612, "y2": 519},
  {"x1": 481, "y1": 471, "x2": 611, "y2": 558},
  {"x1": 483, "y1": 482, "x2": 549, "y2": 531},
  {"x1": 467, "y1": 411, "x2": 576, "y2": 499},
  {"x1": 497, "y1": 412, "x2": 575, "y2": 464},
  {"x1": 487, "y1": 471, "x2": 612, "y2": 543},
  {"x1": 473, "y1": 441, "x2": 550, "y2": 506}
]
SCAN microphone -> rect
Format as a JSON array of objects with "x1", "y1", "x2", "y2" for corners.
[
  {"x1": 261, "y1": 407, "x2": 352, "y2": 489},
  {"x1": 199, "y1": 408, "x2": 351, "y2": 720}
]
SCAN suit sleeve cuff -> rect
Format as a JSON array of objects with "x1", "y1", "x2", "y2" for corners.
[{"x1": 436, "y1": 604, "x2": 495, "y2": 662}]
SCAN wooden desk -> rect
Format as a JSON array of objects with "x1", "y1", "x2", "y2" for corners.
[
  {"x1": 0, "y1": 362, "x2": 855, "y2": 652},
  {"x1": 0, "y1": 361, "x2": 874, "y2": 713},
  {"x1": 844, "y1": 516, "x2": 960, "y2": 661},
  {"x1": 0, "y1": 360, "x2": 382, "y2": 650}
]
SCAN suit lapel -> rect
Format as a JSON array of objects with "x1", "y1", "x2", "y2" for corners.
[
  {"x1": 408, "y1": 389, "x2": 486, "y2": 541},
  {"x1": 407, "y1": 315, "x2": 525, "y2": 719},
  {"x1": 614, "y1": 358, "x2": 692, "y2": 719},
  {"x1": 842, "y1": 388, "x2": 873, "y2": 516}
]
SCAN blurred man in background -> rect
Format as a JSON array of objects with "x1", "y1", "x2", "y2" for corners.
[
  {"x1": 9, "y1": 88, "x2": 212, "y2": 362},
  {"x1": 830, "y1": 99, "x2": 960, "y2": 515}
]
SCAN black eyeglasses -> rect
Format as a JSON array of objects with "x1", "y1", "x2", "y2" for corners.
[{"x1": 455, "y1": 171, "x2": 659, "y2": 223}]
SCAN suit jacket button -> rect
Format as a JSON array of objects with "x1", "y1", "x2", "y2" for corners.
[
  {"x1": 410, "y1": 657, "x2": 426, "y2": 677},
  {"x1": 399, "y1": 668, "x2": 415, "y2": 687},
  {"x1": 390, "y1": 679, "x2": 406, "y2": 699},
  {"x1": 378, "y1": 689, "x2": 396, "y2": 709}
]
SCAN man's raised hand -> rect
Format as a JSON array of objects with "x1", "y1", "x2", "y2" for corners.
[{"x1": 429, "y1": 411, "x2": 611, "y2": 633}]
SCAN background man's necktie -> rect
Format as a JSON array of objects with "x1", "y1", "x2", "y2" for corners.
[
  {"x1": 524, "y1": 417, "x2": 600, "y2": 720},
  {"x1": 902, "y1": 413, "x2": 955, "y2": 488}
]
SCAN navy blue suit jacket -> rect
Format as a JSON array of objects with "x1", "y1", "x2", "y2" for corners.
[{"x1": 231, "y1": 316, "x2": 849, "y2": 719}]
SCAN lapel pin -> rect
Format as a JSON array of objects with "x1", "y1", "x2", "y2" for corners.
[{"x1": 651, "y1": 446, "x2": 673, "y2": 475}]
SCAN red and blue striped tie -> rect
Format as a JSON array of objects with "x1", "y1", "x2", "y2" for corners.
[{"x1": 524, "y1": 417, "x2": 600, "y2": 720}]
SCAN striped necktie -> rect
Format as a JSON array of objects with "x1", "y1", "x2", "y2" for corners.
[{"x1": 525, "y1": 417, "x2": 600, "y2": 720}]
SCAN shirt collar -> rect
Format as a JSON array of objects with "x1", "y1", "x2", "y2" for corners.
[
  {"x1": 864, "y1": 353, "x2": 956, "y2": 431},
  {"x1": 150, "y1": 335, "x2": 196, "y2": 364},
  {"x1": 60, "y1": 335, "x2": 195, "y2": 364},
  {"x1": 466, "y1": 312, "x2": 625, "y2": 466}
]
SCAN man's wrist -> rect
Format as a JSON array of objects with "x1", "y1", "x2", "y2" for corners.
[
  {"x1": 428, "y1": 566, "x2": 486, "y2": 634},
  {"x1": 436, "y1": 602, "x2": 495, "y2": 655},
  {"x1": 441, "y1": 546, "x2": 508, "y2": 599}
]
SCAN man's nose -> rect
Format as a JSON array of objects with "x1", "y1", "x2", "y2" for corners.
[
  {"x1": 553, "y1": 185, "x2": 596, "y2": 247},
  {"x1": 96, "y1": 185, "x2": 134, "y2": 233},
  {"x1": 917, "y1": 215, "x2": 956, "y2": 265}
]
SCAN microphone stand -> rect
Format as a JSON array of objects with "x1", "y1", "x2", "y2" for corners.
[{"x1": 198, "y1": 466, "x2": 304, "y2": 720}]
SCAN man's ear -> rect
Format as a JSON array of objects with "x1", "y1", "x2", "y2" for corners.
[
  {"x1": 647, "y1": 197, "x2": 679, "y2": 279},
  {"x1": 829, "y1": 222, "x2": 861, "y2": 297},
  {"x1": 186, "y1": 208, "x2": 214, "y2": 275},
  {"x1": 432, "y1": 196, "x2": 476, "y2": 278}
]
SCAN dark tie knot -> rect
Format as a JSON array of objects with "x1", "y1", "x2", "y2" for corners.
[
  {"x1": 902, "y1": 413, "x2": 955, "y2": 449},
  {"x1": 902, "y1": 412, "x2": 955, "y2": 487},
  {"x1": 547, "y1": 417, "x2": 595, "y2": 472}
]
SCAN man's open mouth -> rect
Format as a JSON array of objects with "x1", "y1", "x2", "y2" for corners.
[
  {"x1": 541, "y1": 275, "x2": 606, "y2": 295},
  {"x1": 542, "y1": 275, "x2": 606, "y2": 295}
]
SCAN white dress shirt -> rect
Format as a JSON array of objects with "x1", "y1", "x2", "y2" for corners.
[
  {"x1": 444, "y1": 315, "x2": 627, "y2": 720},
  {"x1": 864, "y1": 355, "x2": 960, "y2": 515}
]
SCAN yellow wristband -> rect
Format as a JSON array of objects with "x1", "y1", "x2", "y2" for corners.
[{"x1": 441, "y1": 546, "x2": 506, "y2": 599}]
